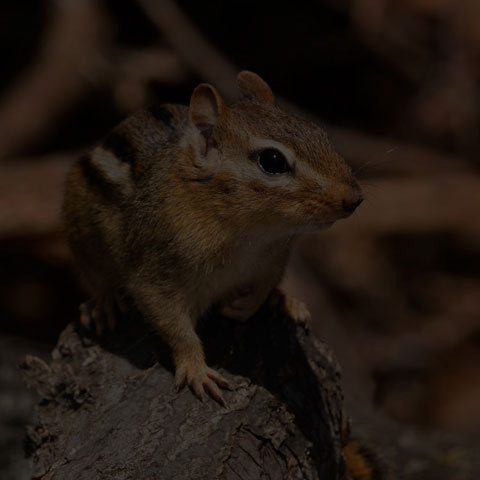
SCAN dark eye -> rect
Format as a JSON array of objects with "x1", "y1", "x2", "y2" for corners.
[{"x1": 257, "y1": 149, "x2": 291, "y2": 175}]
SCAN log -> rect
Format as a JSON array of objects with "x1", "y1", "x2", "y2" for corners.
[{"x1": 21, "y1": 292, "x2": 347, "y2": 480}]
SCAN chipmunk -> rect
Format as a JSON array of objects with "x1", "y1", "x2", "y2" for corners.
[{"x1": 62, "y1": 71, "x2": 363, "y2": 404}]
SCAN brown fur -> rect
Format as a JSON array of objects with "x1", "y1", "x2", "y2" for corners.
[{"x1": 62, "y1": 71, "x2": 363, "y2": 403}]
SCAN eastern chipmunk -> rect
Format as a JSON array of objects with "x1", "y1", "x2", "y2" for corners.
[{"x1": 62, "y1": 71, "x2": 363, "y2": 404}]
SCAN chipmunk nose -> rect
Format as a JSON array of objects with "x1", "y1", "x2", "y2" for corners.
[{"x1": 342, "y1": 191, "x2": 364, "y2": 213}]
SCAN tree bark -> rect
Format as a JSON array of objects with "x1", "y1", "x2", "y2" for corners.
[{"x1": 21, "y1": 292, "x2": 347, "y2": 480}]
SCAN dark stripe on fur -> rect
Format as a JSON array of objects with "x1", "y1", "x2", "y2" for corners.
[
  {"x1": 102, "y1": 132, "x2": 136, "y2": 168},
  {"x1": 148, "y1": 105, "x2": 174, "y2": 129},
  {"x1": 191, "y1": 174, "x2": 213, "y2": 184}
]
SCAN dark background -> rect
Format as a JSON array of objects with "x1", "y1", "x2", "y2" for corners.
[{"x1": 0, "y1": 0, "x2": 479, "y2": 478}]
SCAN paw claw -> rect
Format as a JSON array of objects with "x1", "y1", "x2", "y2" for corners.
[
  {"x1": 175, "y1": 360, "x2": 229, "y2": 405},
  {"x1": 175, "y1": 369, "x2": 187, "y2": 391},
  {"x1": 204, "y1": 378, "x2": 226, "y2": 406},
  {"x1": 207, "y1": 368, "x2": 231, "y2": 390}
]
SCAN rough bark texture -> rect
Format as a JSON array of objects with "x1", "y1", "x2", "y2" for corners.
[{"x1": 21, "y1": 293, "x2": 346, "y2": 480}]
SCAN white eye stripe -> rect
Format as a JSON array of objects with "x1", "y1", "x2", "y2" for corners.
[
  {"x1": 303, "y1": 162, "x2": 328, "y2": 189},
  {"x1": 249, "y1": 138, "x2": 328, "y2": 188},
  {"x1": 249, "y1": 137, "x2": 295, "y2": 168}
]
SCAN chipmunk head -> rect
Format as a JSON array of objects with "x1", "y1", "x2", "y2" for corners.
[{"x1": 186, "y1": 71, "x2": 363, "y2": 232}]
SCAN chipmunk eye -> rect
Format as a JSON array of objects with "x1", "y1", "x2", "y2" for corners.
[{"x1": 257, "y1": 149, "x2": 290, "y2": 175}]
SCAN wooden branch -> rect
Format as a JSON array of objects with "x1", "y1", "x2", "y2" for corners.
[{"x1": 21, "y1": 293, "x2": 347, "y2": 479}]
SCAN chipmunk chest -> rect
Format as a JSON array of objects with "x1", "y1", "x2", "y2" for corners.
[
  {"x1": 198, "y1": 237, "x2": 281, "y2": 305},
  {"x1": 211, "y1": 244, "x2": 262, "y2": 290}
]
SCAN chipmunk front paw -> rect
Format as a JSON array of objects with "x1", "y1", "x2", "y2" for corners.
[
  {"x1": 269, "y1": 289, "x2": 311, "y2": 328},
  {"x1": 175, "y1": 358, "x2": 230, "y2": 406},
  {"x1": 79, "y1": 292, "x2": 126, "y2": 336},
  {"x1": 283, "y1": 294, "x2": 311, "y2": 327}
]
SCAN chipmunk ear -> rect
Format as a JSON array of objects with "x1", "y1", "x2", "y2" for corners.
[
  {"x1": 237, "y1": 71, "x2": 274, "y2": 104},
  {"x1": 189, "y1": 84, "x2": 224, "y2": 155},
  {"x1": 189, "y1": 84, "x2": 224, "y2": 130}
]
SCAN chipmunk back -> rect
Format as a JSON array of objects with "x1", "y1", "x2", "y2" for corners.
[{"x1": 63, "y1": 71, "x2": 363, "y2": 403}]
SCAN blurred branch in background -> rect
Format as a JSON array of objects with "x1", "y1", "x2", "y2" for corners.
[
  {"x1": 0, "y1": 0, "x2": 190, "y2": 161},
  {"x1": 138, "y1": 0, "x2": 239, "y2": 100},
  {"x1": 351, "y1": 0, "x2": 480, "y2": 154},
  {"x1": 0, "y1": 153, "x2": 75, "y2": 238},
  {"x1": 0, "y1": 0, "x2": 110, "y2": 160},
  {"x1": 111, "y1": 46, "x2": 189, "y2": 111}
]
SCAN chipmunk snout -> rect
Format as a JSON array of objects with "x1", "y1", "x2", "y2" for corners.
[{"x1": 342, "y1": 190, "x2": 364, "y2": 214}]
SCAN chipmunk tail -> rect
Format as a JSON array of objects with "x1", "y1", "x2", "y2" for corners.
[{"x1": 342, "y1": 439, "x2": 390, "y2": 480}]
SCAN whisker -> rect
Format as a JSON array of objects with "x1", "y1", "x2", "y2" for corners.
[{"x1": 353, "y1": 146, "x2": 401, "y2": 176}]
